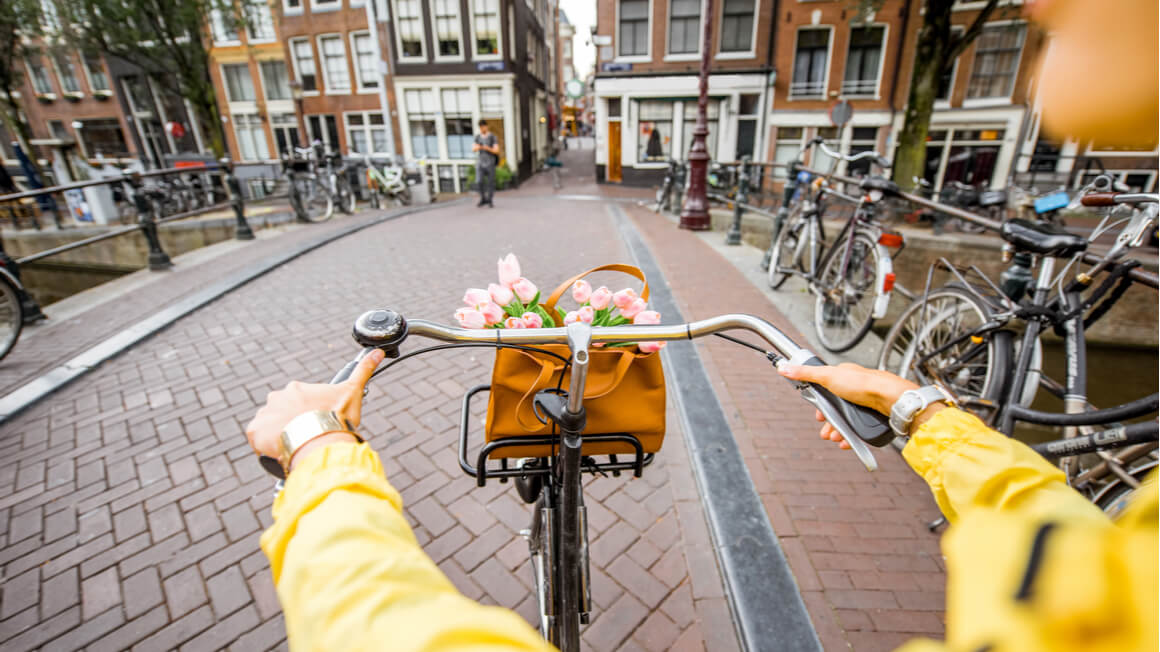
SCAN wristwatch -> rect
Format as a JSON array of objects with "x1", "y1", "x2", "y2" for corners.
[
  {"x1": 889, "y1": 386, "x2": 955, "y2": 438},
  {"x1": 275, "y1": 410, "x2": 361, "y2": 475}
]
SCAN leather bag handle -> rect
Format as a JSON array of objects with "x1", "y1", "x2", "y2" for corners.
[
  {"x1": 544, "y1": 264, "x2": 650, "y2": 313},
  {"x1": 512, "y1": 349, "x2": 638, "y2": 432}
]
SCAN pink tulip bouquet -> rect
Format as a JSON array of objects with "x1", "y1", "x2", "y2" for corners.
[{"x1": 454, "y1": 254, "x2": 666, "y2": 353}]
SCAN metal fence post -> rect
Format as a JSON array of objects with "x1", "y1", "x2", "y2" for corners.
[
  {"x1": 222, "y1": 158, "x2": 256, "y2": 241},
  {"x1": 128, "y1": 174, "x2": 173, "y2": 271},
  {"x1": 0, "y1": 236, "x2": 46, "y2": 323},
  {"x1": 725, "y1": 157, "x2": 749, "y2": 245}
]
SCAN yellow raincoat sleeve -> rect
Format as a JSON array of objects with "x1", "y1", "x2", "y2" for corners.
[
  {"x1": 259, "y1": 442, "x2": 556, "y2": 652},
  {"x1": 895, "y1": 408, "x2": 1157, "y2": 652}
]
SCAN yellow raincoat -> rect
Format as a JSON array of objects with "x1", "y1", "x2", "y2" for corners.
[{"x1": 260, "y1": 409, "x2": 1157, "y2": 652}]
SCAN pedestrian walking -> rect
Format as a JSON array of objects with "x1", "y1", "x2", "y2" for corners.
[{"x1": 473, "y1": 121, "x2": 499, "y2": 208}]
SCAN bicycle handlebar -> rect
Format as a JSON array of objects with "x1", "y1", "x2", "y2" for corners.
[{"x1": 309, "y1": 312, "x2": 895, "y2": 474}]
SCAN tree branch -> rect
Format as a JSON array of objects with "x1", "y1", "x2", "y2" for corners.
[{"x1": 948, "y1": 0, "x2": 1002, "y2": 59}]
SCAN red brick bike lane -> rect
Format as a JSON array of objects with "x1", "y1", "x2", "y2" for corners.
[{"x1": 626, "y1": 205, "x2": 948, "y2": 652}]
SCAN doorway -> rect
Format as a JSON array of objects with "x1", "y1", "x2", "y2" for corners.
[{"x1": 608, "y1": 121, "x2": 622, "y2": 183}]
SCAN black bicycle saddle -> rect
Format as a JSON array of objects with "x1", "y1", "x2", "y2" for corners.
[{"x1": 999, "y1": 218, "x2": 1088, "y2": 257}]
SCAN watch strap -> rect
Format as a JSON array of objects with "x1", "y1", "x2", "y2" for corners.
[
  {"x1": 279, "y1": 410, "x2": 361, "y2": 473},
  {"x1": 890, "y1": 386, "x2": 954, "y2": 437}
]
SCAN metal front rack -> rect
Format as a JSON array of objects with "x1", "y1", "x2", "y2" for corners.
[{"x1": 457, "y1": 384, "x2": 655, "y2": 487}]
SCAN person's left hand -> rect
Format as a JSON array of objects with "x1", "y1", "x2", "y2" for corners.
[{"x1": 244, "y1": 349, "x2": 384, "y2": 460}]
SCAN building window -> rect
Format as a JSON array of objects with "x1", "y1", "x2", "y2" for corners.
[
  {"x1": 284, "y1": 0, "x2": 302, "y2": 11},
  {"x1": 842, "y1": 26, "x2": 884, "y2": 97},
  {"x1": 290, "y1": 39, "x2": 318, "y2": 92},
  {"x1": 935, "y1": 27, "x2": 963, "y2": 102},
  {"x1": 78, "y1": 118, "x2": 130, "y2": 159},
  {"x1": 233, "y1": 114, "x2": 269, "y2": 160},
  {"x1": 396, "y1": 0, "x2": 425, "y2": 58},
  {"x1": 404, "y1": 90, "x2": 438, "y2": 158},
  {"x1": 48, "y1": 120, "x2": 70, "y2": 141},
  {"x1": 210, "y1": 8, "x2": 239, "y2": 43},
  {"x1": 314, "y1": 0, "x2": 340, "y2": 9},
  {"x1": 846, "y1": 126, "x2": 879, "y2": 177},
  {"x1": 638, "y1": 101, "x2": 673, "y2": 162},
  {"x1": 351, "y1": 33, "x2": 379, "y2": 90},
  {"x1": 271, "y1": 113, "x2": 300, "y2": 157},
  {"x1": 346, "y1": 112, "x2": 389, "y2": 154},
  {"x1": 27, "y1": 58, "x2": 54, "y2": 94},
  {"x1": 668, "y1": 0, "x2": 700, "y2": 55},
  {"x1": 618, "y1": 0, "x2": 648, "y2": 57},
  {"x1": 260, "y1": 61, "x2": 291, "y2": 100},
  {"x1": 791, "y1": 29, "x2": 830, "y2": 98},
  {"x1": 433, "y1": 0, "x2": 462, "y2": 57},
  {"x1": 943, "y1": 128, "x2": 1004, "y2": 187},
  {"x1": 719, "y1": 0, "x2": 754, "y2": 53},
  {"x1": 442, "y1": 88, "x2": 473, "y2": 159},
  {"x1": 319, "y1": 35, "x2": 350, "y2": 93},
  {"x1": 54, "y1": 55, "x2": 81, "y2": 93},
  {"x1": 966, "y1": 24, "x2": 1026, "y2": 99},
  {"x1": 480, "y1": 87, "x2": 503, "y2": 114},
  {"x1": 306, "y1": 114, "x2": 340, "y2": 149},
  {"x1": 83, "y1": 56, "x2": 110, "y2": 92},
  {"x1": 245, "y1": 0, "x2": 275, "y2": 41},
  {"x1": 563, "y1": 40, "x2": 572, "y2": 58},
  {"x1": 772, "y1": 127, "x2": 804, "y2": 179},
  {"x1": 473, "y1": 0, "x2": 500, "y2": 56},
  {"x1": 223, "y1": 63, "x2": 256, "y2": 102},
  {"x1": 681, "y1": 100, "x2": 718, "y2": 159},
  {"x1": 811, "y1": 126, "x2": 840, "y2": 172},
  {"x1": 735, "y1": 93, "x2": 759, "y2": 160}
]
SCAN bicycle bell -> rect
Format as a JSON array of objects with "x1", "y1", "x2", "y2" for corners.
[{"x1": 352, "y1": 309, "x2": 406, "y2": 358}]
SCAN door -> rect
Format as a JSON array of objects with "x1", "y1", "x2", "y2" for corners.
[{"x1": 608, "y1": 121, "x2": 622, "y2": 183}]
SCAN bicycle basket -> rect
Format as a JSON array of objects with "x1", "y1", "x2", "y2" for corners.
[{"x1": 484, "y1": 264, "x2": 667, "y2": 459}]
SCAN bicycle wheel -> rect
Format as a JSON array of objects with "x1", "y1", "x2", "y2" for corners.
[
  {"x1": 0, "y1": 276, "x2": 25, "y2": 362},
  {"x1": 300, "y1": 178, "x2": 335, "y2": 222},
  {"x1": 814, "y1": 231, "x2": 880, "y2": 353},
  {"x1": 767, "y1": 207, "x2": 806, "y2": 289},
  {"x1": 399, "y1": 186, "x2": 412, "y2": 206},
  {"x1": 654, "y1": 185, "x2": 668, "y2": 213},
  {"x1": 877, "y1": 285, "x2": 1010, "y2": 405},
  {"x1": 338, "y1": 178, "x2": 357, "y2": 215}
]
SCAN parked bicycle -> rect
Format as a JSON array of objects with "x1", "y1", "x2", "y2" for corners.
[
  {"x1": 260, "y1": 310, "x2": 896, "y2": 650},
  {"x1": 766, "y1": 140, "x2": 904, "y2": 352},
  {"x1": 284, "y1": 146, "x2": 335, "y2": 223},
  {"x1": 878, "y1": 177, "x2": 1159, "y2": 515},
  {"x1": 653, "y1": 159, "x2": 686, "y2": 214},
  {"x1": 365, "y1": 155, "x2": 414, "y2": 209},
  {"x1": 317, "y1": 142, "x2": 357, "y2": 215}
]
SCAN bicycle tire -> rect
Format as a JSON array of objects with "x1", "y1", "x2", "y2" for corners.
[
  {"x1": 399, "y1": 186, "x2": 412, "y2": 206},
  {"x1": 300, "y1": 178, "x2": 335, "y2": 223},
  {"x1": 339, "y1": 178, "x2": 357, "y2": 215},
  {"x1": 654, "y1": 185, "x2": 667, "y2": 214},
  {"x1": 877, "y1": 285, "x2": 1011, "y2": 405},
  {"x1": 814, "y1": 231, "x2": 881, "y2": 353},
  {"x1": 0, "y1": 276, "x2": 25, "y2": 362},
  {"x1": 1094, "y1": 459, "x2": 1158, "y2": 518},
  {"x1": 767, "y1": 210, "x2": 805, "y2": 290}
]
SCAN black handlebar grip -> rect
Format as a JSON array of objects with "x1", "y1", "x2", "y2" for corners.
[{"x1": 801, "y1": 357, "x2": 895, "y2": 447}]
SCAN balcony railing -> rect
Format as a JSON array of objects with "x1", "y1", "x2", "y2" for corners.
[
  {"x1": 840, "y1": 78, "x2": 877, "y2": 97},
  {"x1": 788, "y1": 80, "x2": 825, "y2": 98}
]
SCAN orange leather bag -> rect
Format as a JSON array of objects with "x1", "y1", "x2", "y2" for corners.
[{"x1": 484, "y1": 264, "x2": 666, "y2": 459}]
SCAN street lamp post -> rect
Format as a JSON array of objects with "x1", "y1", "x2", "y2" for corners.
[{"x1": 679, "y1": 0, "x2": 715, "y2": 230}]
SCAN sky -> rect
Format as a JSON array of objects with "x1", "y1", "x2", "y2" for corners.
[{"x1": 560, "y1": 0, "x2": 596, "y2": 79}]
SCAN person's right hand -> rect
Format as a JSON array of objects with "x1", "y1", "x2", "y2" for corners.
[{"x1": 778, "y1": 362, "x2": 919, "y2": 449}]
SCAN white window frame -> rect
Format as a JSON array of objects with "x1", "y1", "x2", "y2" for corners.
[
  {"x1": 431, "y1": 0, "x2": 465, "y2": 62},
  {"x1": 963, "y1": 20, "x2": 1027, "y2": 108},
  {"x1": 209, "y1": 7, "x2": 241, "y2": 46},
  {"x1": 344, "y1": 111, "x2": 390, "y2": 155},
  {"x1": 393, "y1": 0, "x2": 428, "y2": 62},
  {"x1": 51, "y1": 53, "x2": 83, "y2": 95},
  {"x1": 312, "y1": 0, "x2": 341, "y2": 13},
  {"x1": 282, "y1": 0, "x2": 303, "y2": 15},
  {"x1": 788, "y1": 25, "x2": 834, "y2": 100},
  {"x1": 257, "y1": 59, "x2": 292, "y2": 102},
  {"x1": 221, "y1": 62, "x2": 257, "y2": 103},
  {"x1": 934, "y1": 26, "x2": 964, "y2": 109},
  {"x1": 664, "y1": 0, "x2": 706, "y2": 61},
  {"x1": 25, "y1": 58, "x2": 55, "y2": 96},
  {"x1": 839, "y1": 23, "x2": 888, "y2": 100},
  {"x1": 716, "y1": 0, "x2": 758, "y2": 59},
  {"x1": 468, "y1": 0, "x2": 504, "y2": 60},
  {"x1": 244, "y1": 0, "x2": 276, "y2": 43},
  {"x1": 349, "y1": 31, "x2": 380, "y2": 93},
  {"x1": 232, "y1": 113, "x2": 270, "y2": 161},
  {"x1": 316, "y1": 33, "x2": 352, "y2": 94},
  {"x1": 289, "y1": 37, "x2": 320, "y2": 96},
  {"x1": 400, "y1": 88, "x2": 441, "y2": 160},
  {"x1": 615, "y1": 0, "x2": 652, "y2": 63},
  {"x1": 81, "y1": 55, "x2": 111, "y2": 93}
]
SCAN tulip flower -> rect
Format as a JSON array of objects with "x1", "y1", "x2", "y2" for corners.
[
  {"x1": 480, "y1": 302, "x2": 505, "y2": 326},
  {"x1": 455, "y1": 307, "x2": 487, "y2": 329},
  {"x1": 463, "y1": 288, "x2": 490, "y2": 307},
  {"x1": 633, "y1": 310, "x2": 661, "y2": 325},
  {"x1": 589, "y1": 286, "x2": 612, "y2": 310},
  {"x1": 521, "y1": 312, "x2": 544, "y2": 329},
  {"x1": 612, "y1": 288, "x2": 638, "y2": 310},
  {"x1": 639, "y1": 341, "x2": 666, "y2": 353},
  {"x1": 512, "y1": 277, "x2": 538, "y2": 303},
  {"x1": 504, "y1": 316, "x2": 525, "y2": 329},
  {"x1": 572, "y1": 280, "x2": 592, "y2": 304},
  {"x1": 577, "y1": 306, "x2": 595, "y2": 323},
  {"x1": 563, "y1": 311, "x2": 580, "y2": 325},
  {"x1": 488, "y1": 283, "x2": 514, "y2": 306},
  {"x1": 618, "y1": 297, "x2": 647, "y2": 320},
  {"x1": 497, "y1": 253, "x2": 521, "y2": 288}
]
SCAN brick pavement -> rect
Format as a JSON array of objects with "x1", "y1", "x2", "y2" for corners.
[
  {"x1": 0, "y1": 162, "x2": 739, "y2": 650},
  {"x1": 627, "y1": 205, "x2": 948, "y2": 652}
]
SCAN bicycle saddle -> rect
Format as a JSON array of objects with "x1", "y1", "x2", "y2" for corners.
[
  {"x1": 860, "y1": 176, "x2": 901, "y2": 197},
  {"x1": 1000, "y1": 218, "x2": 1088, "y2": 257}
]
